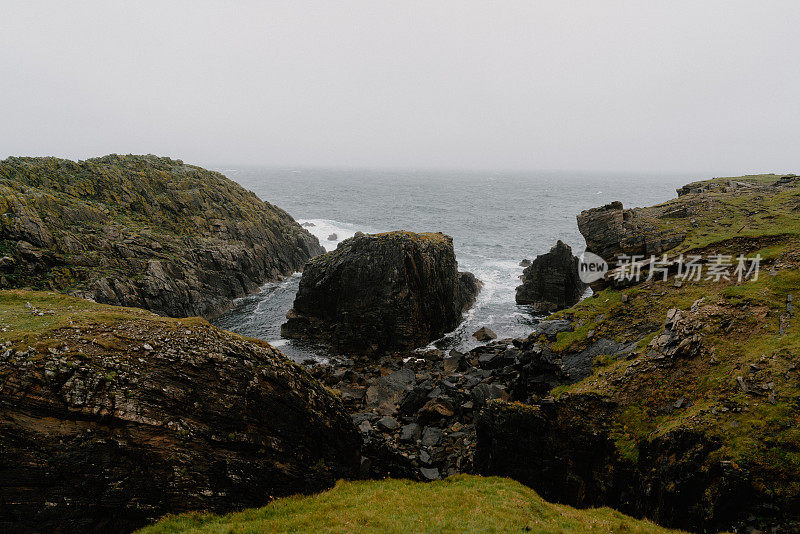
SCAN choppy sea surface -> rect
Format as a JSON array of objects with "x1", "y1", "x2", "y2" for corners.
[{"x1": 213, "y1": 168, "x2": 692, "y2": 362}]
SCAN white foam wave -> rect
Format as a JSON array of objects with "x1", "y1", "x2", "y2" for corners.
[{"x1": 298, "y1": 218, "x2": 381, "y2": 252}]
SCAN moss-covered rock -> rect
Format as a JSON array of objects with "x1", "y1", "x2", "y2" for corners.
[
  {"x1": 0, "y1": 290, "x2": 360, "y2": 533},
  {"x1": 281, "y1": 231, "x2": 480, "y2": 354},
  {"x1": 0, "y1": 154, "x2": 324, "y2": 318}
]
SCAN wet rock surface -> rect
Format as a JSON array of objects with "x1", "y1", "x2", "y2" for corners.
[
  {"x1": 0, "y1": 155, "x2": 323, "y2": 319},
  {"x1": 515, "y1": 240, "x2": 586, "y2": 312},
  {"x1": 282, "y1": 231, "x2": 480, "y2": 354}
]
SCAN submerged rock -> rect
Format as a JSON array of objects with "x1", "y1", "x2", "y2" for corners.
[
  {"x1": 515, "y1": 241, "x2": 586, "y2": 312},
  {"x1": 0, "y1": 291, "x2": 360, "y2": 533},
  {"x1": 281, "y1": 231, "x2": 480, "y2": 354}
]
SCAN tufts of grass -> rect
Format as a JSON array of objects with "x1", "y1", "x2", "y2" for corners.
[{"x1": 136, "y1": 475, "x2": 684, "y2": 534}]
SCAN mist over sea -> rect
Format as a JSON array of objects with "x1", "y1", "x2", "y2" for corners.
[{"x1": 214, "y1": 168, "x2": 692, "y2": 362}]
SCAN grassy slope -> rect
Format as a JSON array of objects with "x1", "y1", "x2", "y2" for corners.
[
  {"x1": 537, "y1": 174, "x2": 800, "y2": 500},
  {"x1": 137, "y1": 475, "x2": 683, "y2": 534},
  {"x1": 0, "y1": 289, "x2": 205, "y2": 346}
]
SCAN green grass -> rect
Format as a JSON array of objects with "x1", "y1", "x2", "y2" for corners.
[
  {"x1": 540, "y1": 242, "x2": 800, "y2": 495},
  {"x1": 0, "y1": 289, "x2": 204, "y2": 348},
  {"x1": 137, "y1": 475, "x2": 683, "y2": 534}
]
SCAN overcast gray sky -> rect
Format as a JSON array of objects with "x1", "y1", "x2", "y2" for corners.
[{"x1": 1, "y1": 1, "x2": 798, "y2": 174}]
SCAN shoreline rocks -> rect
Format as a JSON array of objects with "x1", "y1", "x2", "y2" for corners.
[
  {"x1": 281, "y1": 231, "x2": 480, "y2": 354},
  {"x1": 515, "y1": 241, "x2": 586, "y2": 312}
]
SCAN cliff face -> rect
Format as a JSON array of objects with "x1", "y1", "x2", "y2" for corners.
[
  {"x1": 0, "y1": 155, "x2": 324, "y2": 319},
  {"x1": 0, "y1": 290, "x2": 360, "y2": 534},
  {"x1": 281, "y1": 231, "x2": 480, "y2": 354},
  {"x1": 515, "y1": 240, "x2": 585, "y2": 312},
  {"x1": 477, "y1": 174, "x2": 800, "y2": 533},
  {"x1": 576, "y1": 201, "x2": 686, "y2": 266}
]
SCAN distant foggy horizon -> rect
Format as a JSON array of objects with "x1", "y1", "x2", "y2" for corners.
[{"x1": 2, "y1": 1, "x2": 798, "y2": 176}]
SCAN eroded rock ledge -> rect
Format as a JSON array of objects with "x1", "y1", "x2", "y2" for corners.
[
  {"x1": 282, "y1": 231, "x2": 480, "y2": 354},
  {"x1": 0, "y1": 291, "x2": 359, "y2": 534}
]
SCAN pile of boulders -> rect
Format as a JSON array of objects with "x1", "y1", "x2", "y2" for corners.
[{"x1": 307, "y1": 318, "x2": 588, "y2": 481}]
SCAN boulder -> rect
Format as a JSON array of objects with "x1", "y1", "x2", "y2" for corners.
[
  {"x1": 0, "y1": 291, "x2": 360, "y2": 533},
  {"x1": 515, "y1": 241, "x2": 586, "y2": 312},
  {"x1": 472, "y1": 326, "x2": 497, "y2": 342},
  {"x1": 365, "y1": 367, "x2": 417, "y2": 415},
  {"x1": 327, "y1": 233, "x2": 338, "y2": 241},
  {"x1": 281, "y1": 231, "x2": 480, "y2": 353}
]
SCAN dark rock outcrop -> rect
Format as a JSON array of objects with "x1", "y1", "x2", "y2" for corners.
[
  {"x1": 576, "y1": 202, "x2": 686, "y2": 266},
  {"x1": 281, "y1": 231, "x2": 480, "y2": 354},
  {"x1": 0, "y1": 155, "x2": 324, "y2": 319},
  {"x1": 515, "y1": 241, "x2": 586, "y2": 312},
  {"x1": 0, "y1": 291, "x2": 360, "y2": 533},
  {"x1": 475, "y1": 395, "x2": 762, "y2": 533}
]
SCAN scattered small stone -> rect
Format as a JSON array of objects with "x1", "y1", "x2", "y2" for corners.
[
  {"x1": 737, "y1": 376, "x2": 749, "y2": 393},
  {"x1": 358, "y1": 420, "x2": 372, "y2": 433},
  {"x1": 419, "y1": 467, "x2": 441, "y2": 480},
  {"x1": 399, "y1": 423, "x2": 421, "y2": 442},
  {"x1": 421, "y1": 427, "x2": 443, "y2": 447},
  {"x1": 376, "y1": 416, "x2": 399, "y2": 431}
]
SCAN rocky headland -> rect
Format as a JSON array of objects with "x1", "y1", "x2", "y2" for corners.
[
  {"x1": 281, "y1": 231, "x2": 480, "y2": 354},
  {"x1": 0, "y1": 155, "x2": 323, "y2": 319},
  {"x1": 0, "y1": 290, "x2": 360, "y2": 533},
  {"x1": 515, "y1": 240, "x2": 586, "y2": 312},
  {"x1": 476, "y1": 173, "x2": 800, "y2": 532}
]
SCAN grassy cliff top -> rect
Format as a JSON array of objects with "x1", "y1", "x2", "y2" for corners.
[
  {"x1": 137, "y1": 475, "x2": 682, "y2": 534},
  {"x1": 623, "y1": 173, "x2": 800, "y2": 254},
  {"x1": 370, "y1": 230, "x2": 453, "y2": 243},
  {"x1": 0, "y1": 289, "x2": 203, "y2": 348},
  {"x1": 522, "y1": 173, "x2": 800, "y2": 500},
  {"x1": 0, "y1": 154, "x2": 298, "y2": 238}
]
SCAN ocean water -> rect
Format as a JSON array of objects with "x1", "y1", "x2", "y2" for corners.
[{"x1": 213, "y1": 168, "x2": 692, "y2": 362}]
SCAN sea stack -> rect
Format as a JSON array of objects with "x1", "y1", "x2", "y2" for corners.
[
  {"x1": 282, "y1": 231, "x2": 480, "y2": 353},
  {"x1": 515, "y1": 240, "x2": 586, "y2": 312}
]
